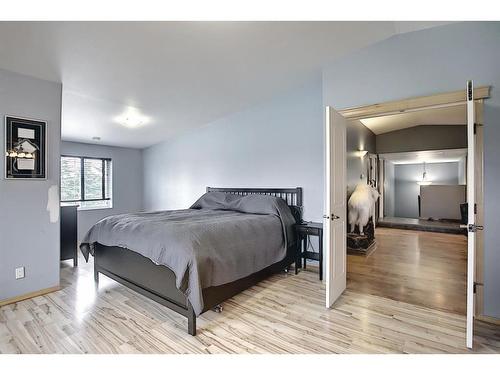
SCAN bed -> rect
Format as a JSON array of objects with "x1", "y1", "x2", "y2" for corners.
[{"x1": 80, "y1": 187, "x2": 302, "y2": 336}]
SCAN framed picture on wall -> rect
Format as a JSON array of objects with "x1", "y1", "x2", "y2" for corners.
[{"x1": 4, "y1": 116, "x2": 47, "y2": 179}]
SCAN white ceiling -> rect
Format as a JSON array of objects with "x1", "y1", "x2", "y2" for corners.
[
  {"x1": 0, "y1": 21, "x2": 452, "y2": 148},
  {"x1": 380, "y1": 148, "x2": 467, "y2": 165},
  {"x1": 360, "y1": 104, "x2": 469, "y2": 135}
]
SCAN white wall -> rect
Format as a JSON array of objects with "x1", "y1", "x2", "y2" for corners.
[
  {"x1": 0, "y1": 68, "x2": 61, "y2": 301},
  {"x1": 61, "y1": 141, "x2": 143, "y2": 241}
]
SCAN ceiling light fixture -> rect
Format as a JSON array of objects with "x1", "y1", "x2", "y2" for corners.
[{"x1": 114, "y1": 107, "x2": 149, "y2": 129}]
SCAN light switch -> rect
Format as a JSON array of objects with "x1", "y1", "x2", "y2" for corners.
[{"x1": 15, "y1": 267, "x2": 25, "y2": 279}]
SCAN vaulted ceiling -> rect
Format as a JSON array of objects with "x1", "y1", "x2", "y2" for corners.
[
  {"x1": 0, "y1": 21, "x2": 451, "y2": 148},
  {"x1": 360, "y1": 104, "x2": 468, "y2": 135}
]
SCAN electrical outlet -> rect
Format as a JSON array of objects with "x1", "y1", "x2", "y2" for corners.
[{"x1": 15, "y1": 267, "x2": 25, "y2": 280}]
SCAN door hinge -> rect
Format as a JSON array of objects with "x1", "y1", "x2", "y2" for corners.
[
  {"x1": 474, "y1": 282, "x2": 484, "y2": 294},
  {"x1": 468, "y1": 81, "x2": 473, "y2": 101}
]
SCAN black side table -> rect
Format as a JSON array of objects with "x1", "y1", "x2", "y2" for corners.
[{"x1": 295, "y1": 222, "x2": 323, "y2": 280}]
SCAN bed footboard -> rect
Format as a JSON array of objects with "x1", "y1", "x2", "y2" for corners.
[
  {"x1": 93, "y1": 241, "x2": 297, "y2": 336},
  {"x1": 94, "y1": 244, "x2": 197, "y2": 335}
]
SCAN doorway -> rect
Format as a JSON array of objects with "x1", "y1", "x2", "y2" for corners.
[{"x1": 325, "y1": 84, "x2": 489, "y2": 348}]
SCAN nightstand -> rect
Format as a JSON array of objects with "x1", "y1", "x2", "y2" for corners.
[{"x1": 295, "y1": 222, "x2": 323, "y2": 280}]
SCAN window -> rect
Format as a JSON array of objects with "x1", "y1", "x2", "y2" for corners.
[{"x1": 61, "y1": 156, "x2": 112, "y2": 210}]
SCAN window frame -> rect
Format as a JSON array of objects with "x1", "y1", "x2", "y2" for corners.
[{"x1": 60, "y1": 155, "x2": 112, "y2": 204}]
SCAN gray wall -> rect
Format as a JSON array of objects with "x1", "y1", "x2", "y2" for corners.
[
  {"x1": 143, "y1": 77, "x2": 325, "y2": 222},
  {"x1": 376, "y1": 125, "x2": 467, "y2": 154},
  {"x1": 322, "y1": 21, "x2": 500, "y2": 317},
  {"x1": 347, "y1": 119, "x2": 376, "y2": 196},
  {"x1": 384, "y1": 161, "x2": 395, "y2": 217},
  {"x1": 0, "y1": 68, "x2": 61, "y2": 301},
  {"x1": 61, "y1": 141, "x2": 143, "y2": 241},
  {"x1": 394, "y1": 162, "x2": 459, "y2": 218}
]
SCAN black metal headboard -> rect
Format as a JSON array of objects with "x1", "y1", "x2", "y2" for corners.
[{"x1": 206, "y1": 187, "x2": 303, "y2": 222}]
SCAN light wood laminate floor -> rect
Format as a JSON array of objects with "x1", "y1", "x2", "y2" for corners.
[
  {"x1": 348, "y1": 227, "x2": 467, "y2": 315},
  {"x1": 1, "y1": 229, "x2": 499, "y2": 354}
]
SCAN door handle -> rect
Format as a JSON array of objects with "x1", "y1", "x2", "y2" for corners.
[
  {"x1": 323, "y1": 214, "x2": 340, "y2": 220},
  {"x1": 460, "y1": 224, "x2": 484, "y2": 232}
]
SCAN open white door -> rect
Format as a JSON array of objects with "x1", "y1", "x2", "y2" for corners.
[
  {"x1": 325, "y1": 106, "x2": 347, "y2": 308},
  {"x1": 465, "y1": 80, "x2": 478, "y2": 349}
]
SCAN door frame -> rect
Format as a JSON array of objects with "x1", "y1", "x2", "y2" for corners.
[
  {"x1": 334, "y1": 86, "x2": 491, "y2": 342},
  {"x1": 338, "y1": 86, "x2": 490, "y2": 120}
]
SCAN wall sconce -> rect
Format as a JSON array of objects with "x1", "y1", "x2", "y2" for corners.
[{"x1": 359, "y1": 150, "x2": 368, "y2": 180}]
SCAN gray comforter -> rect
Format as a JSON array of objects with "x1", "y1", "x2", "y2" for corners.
[{"x1": 80, "y1": 192, "x2": 296, "y2": 315}]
